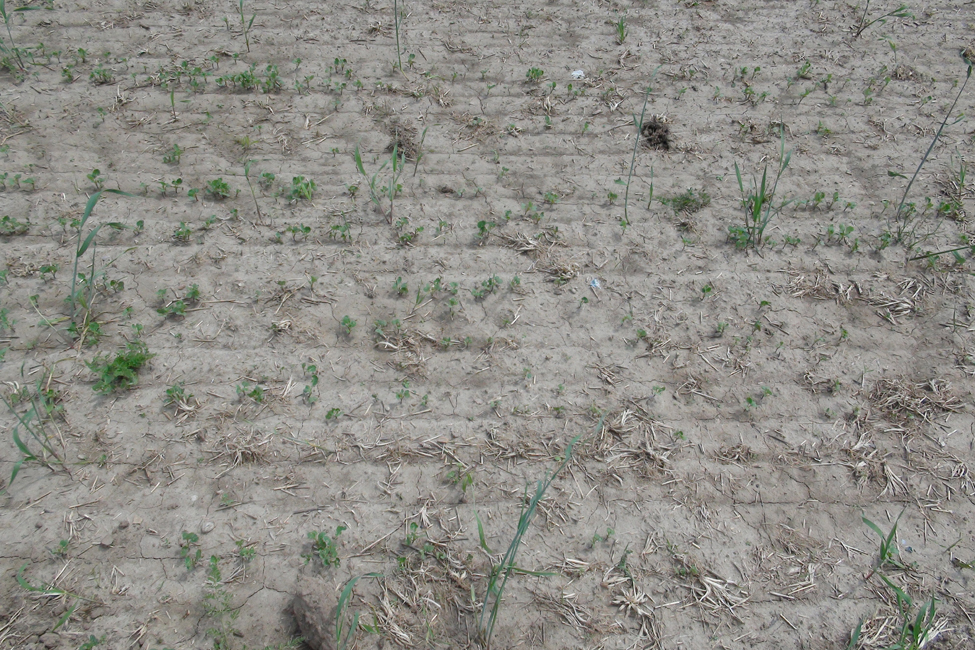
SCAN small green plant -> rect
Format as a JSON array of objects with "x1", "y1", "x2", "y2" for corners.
[
  {"x1": 172, "y1": 221, "x2": 192, "y2": 242},
  {"x1": 236, "y1": 382, "x2": 264, "y2": 403},
  {"x1": 0, "y1": 0, "x2": 41, "y2": 72},
  {"x1": 614, "y1": 13, "x2": 627, "y2": 44},
  {"x1": 852, "y1": 1, "x2": 911, "y2": 38},
  {"x1": 475, "y1": 219, "x2": 495, "y2": 242},
  {"x1": 86, "y1": 168, "x2": 104, "y2": 190},
  {"x1": 862, "y1": 509, "x2": 910, "y2": 577},
  {"x1": 305, "y1": 526, "x2": 346, "y2": 568},
  {"x1": 341, "y1": 315, "x2": 356, "y2": 335},
  {"x1": 287, "y1": 175, "x2": 316, "y2": 202},
  {"x1": 300, "y1": 363, "x2": 319, "y2": 404},
  {"x1": 478, "y1": 418, "x2": 602, "y2": 648},
  {"x1": 179, "y1": 531, "x2": 202, "y2": 570},
  {"x1": 445, "y1": 463, "x2": 474, "y2": 492},
  {"x1": 0, "y1": 214, "x2": 28, "y2": 235},
  {"x1": 728, "y1": 129, "x2": 793, "y2": 249},
  {"x1": 233, "y1": 0, "x2": 256, "y2": 52},
  {"x1": 163, "y1": 143, "x2": 184, "y2": 164},
  {"x1": 353, "y1": 143, "x2": 404, "y2": 224},
  {"x1": 669, "y1": 187, "x2": 711, "y2": 214},
  {"x1": 205, "y1": 177, "x2": 233, "y2": 200},
  {"x1": 525, "y1": 67, "x2": 544, "y2": 83},
  {"x1": 87, "y1": 341, "x2": 154, "y2": 394}
]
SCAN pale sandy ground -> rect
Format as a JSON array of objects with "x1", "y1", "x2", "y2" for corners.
[{"x1": 1, "y1": 1, "x2": 974, "y2": 649}]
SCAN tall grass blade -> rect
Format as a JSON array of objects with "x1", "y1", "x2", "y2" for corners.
[{"x1": 478, "y1": 415, "x2": 605, "y2": 648}]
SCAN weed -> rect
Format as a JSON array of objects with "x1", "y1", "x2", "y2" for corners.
[
  {"x1": 304, "y1": 526, "x2": 346, "y2": 568},
  {"x1": 890, "y1": 58, "x2": 972, "y2": 251},
  {"x1": 234, "y1": 0, "x2": 256, "y2": 52},
  {"x1": 236, "y1": 382, "x2": 264, "y2": 403},
  {"x1": 1, "y1": 374, "x2": 63, "y2": 490},
  {"x1": 852, "y1": 1, "x2": 911, "y2": 38},
  {"x1": 622, "y1": 71, "x2": 660, "y2": 229},
  {"x1": 863, "y1": 509, "x2": 911, "y2": 577},
  {"x1": 172, "y1": 221, "x2": 192, "y2": 243},
  {"x1": 0, "y1": 0, "x2": 40, "y2": 72},
  {"x1": 203, "y1": 555, "x2": 240, "y2": 650},
  {"x1": 341, "y1": 315, "x2": 356, "y2": 335},
  {"x1": 334, "y1": 574, "x2": 382, "y2": 650},
  {"x1": 669, "y1": 187, "x2": 711, "y2": 214},
  {"x1": 15, "y1": 562, "x2": 83, "y2": 631},
  {"x1": 0, "y1": 214, "x2": 28, "y2": 235},
  {"x1": 205, "y1": 178, "x2": 234, "y2": 200},
  {"x1": 287, "y1": 175, "x2": 316, "y2": 202},
  {"x1": 525, "y1": 67, "x2": 544, "y2": 83},
  {"x1": 728, "y1": 129, "x2": 793, "y2": 249},
  {"x1": 478, "y1": 417, "x2": 602, "y2": 647},
  {"x1": 163, "y1": 143, "x2": 184, "y2": 164},
  {"x1": 353, "y1": 143, "x2": 404, "y2": 224},
  {"x1": 614, "y1": 12, "x2": 627, "y2": 45},
  {"x1": 87, "y1": 341, "x2": 154, "y2": 393},
  {"x1": 67, "y1": 190, "x2": 131, "y2": 331}
]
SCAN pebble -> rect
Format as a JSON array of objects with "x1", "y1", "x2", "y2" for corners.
[
  {"x1": 200, "y1": 521, "x2": 215, "y2": 534},
  {"x1": 39, "y1": 632, "x2": 60, "y2": 649},
  {"x1": 99, "y1": 535, "x2": 114, "y2": 548}
]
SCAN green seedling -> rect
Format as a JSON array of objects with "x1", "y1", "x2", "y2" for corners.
[
  {"x1": 87, "y1": 341, "x2": 154, "y2": 394},
  {"x1": 86, "y1": 168, "x2": 104, "y2": 190},
  {"x1": 341, "y1": 315, "x2": 356, "y2": 335},
  {"x1": 614, "y1": 13, "x2": 627, "y2": 44},
  {"x1": 16, "y1": 562, "x2": 85, "y2": 631},
  {"x1": 301, "y1": 363, "x2": 319, "y2": 404},
  {"x1": 287, "y1": 175, "x2": 316, "y2": 202},
  {"x1": 0, "y1": 215, "x2": 30, "y2": 237},
  {"x1": 852, "y1": 1, "x2": 911, "y2": 38},
  {"x1": 236, "y1": 382, "x2": 264, "y2": 403},
  {"x1": 353, "y1": 143, "x2": 404, "y2": 224},
  {"x1": 68, "y1": 193, "x2": 131, "y2": 333},
  {"x1": 163, "y1": 143, "x2": 184, "y2": 164},
  {"x1": 863, "y1": 509, "x2": 911, "y2": 577},
  {"x1": 205, "y1": 177, "x2": 233, "y2": 200},
  {"x1": 728, "y1": 128, "x2": 793, "y2": 249},
  {"x1": 478, "y1": 416, "x2": 603, "y2": 648},
  {"x1": 892, "y1": 57, "x2": 972, "y2": 251},
  {"x1": 305, "y1": 526, "x2": 346, "y2": 568},
  {"x1": 526, "y1": 67, "x2": 544, "y2": 82},
  {"x1": 1, "y1": 371, "x2": 63, "y2": 491},
  {"x1": 0, "y1": 0, "x2": 41, "y2": 72},
  {"x1": 335, "y1": 574, "x2": 382, "y2": 650},
  {"x1": 179, "y1": 531, "x2": 202, "y2": 570},
  {"x1": 234, "y1": 0, "x2": 256, "y2": 52}
]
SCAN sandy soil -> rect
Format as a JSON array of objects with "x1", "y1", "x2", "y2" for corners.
[{"x1": 1, "y1": 1, "x2": 974, "y2": 648}]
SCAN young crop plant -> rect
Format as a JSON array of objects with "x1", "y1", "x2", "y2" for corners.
[
  {"x1": 205, "y1": 177, "x2": 234, "y2": 200},
  {"x1": 304, "y1": 526, "x2": 346, "y2": 568},
  {"x1": 728, "y1": 129, "x2": 793, "y2": 250},
  {"x1": 525, "y1": 67, "x2": 544, "y2": 83}
]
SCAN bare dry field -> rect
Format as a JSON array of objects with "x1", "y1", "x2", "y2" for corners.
[{"x1": 1, "y1": 1, "x2": 974, "y2": 649}]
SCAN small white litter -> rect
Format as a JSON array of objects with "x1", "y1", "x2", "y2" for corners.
[{"x1": 571, "y1": 70, "x2": 585, "y2": 80}]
